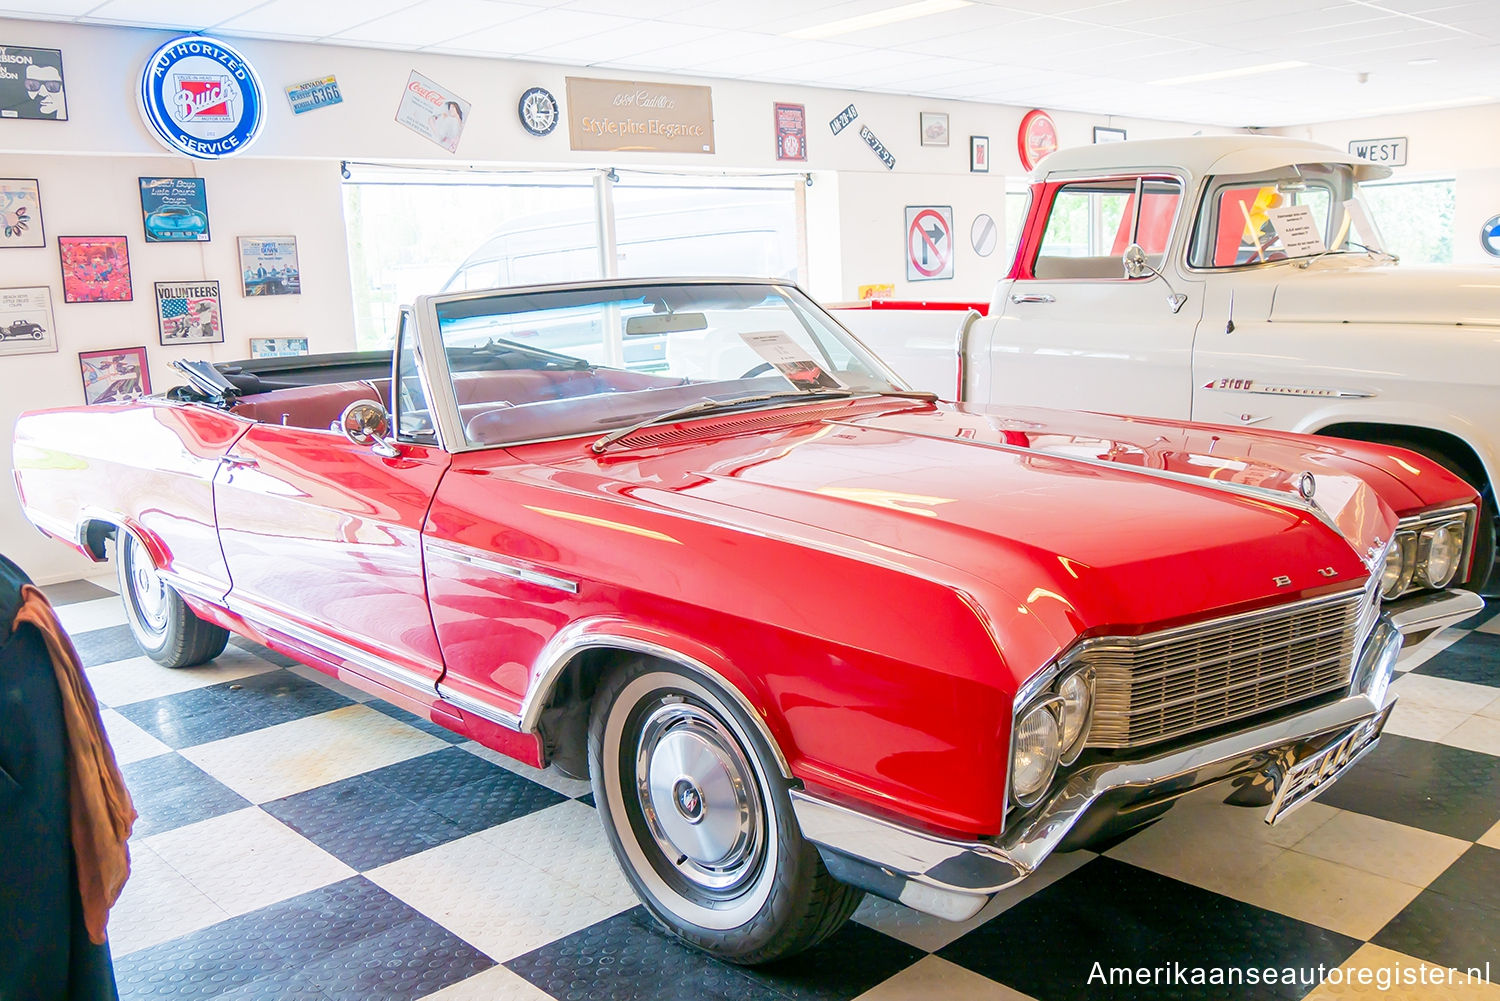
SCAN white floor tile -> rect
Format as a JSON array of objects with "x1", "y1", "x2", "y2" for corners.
[
  {"x1": 285, "y1": 661, "x2": 375, "y2": 703},
  {"x1": 180, "y1": 704, "x2": 446, "y2": 802},
  {"x1": 416, "y1": 965, "x2": 557, "y2": 1001},
  {"x1": 853, "y1": 955, "x2": 1038, "y2": 1001},
  {"x1": 54, "y1": 595, "x2": 129, "y2": 635},
  {"x1": 368, "y1": 830, "x2": 628, "y2": 963},
  {"x1": 142, "y1": 807, "x2": 354, "y2": 918},
  {"x1": 1480, "y1": 819, "x2": 1500, "y2": 850},
  {"x1": 1227, "y1": 851, "x2": 1425, "y2": 941},
  {"x1": 1390, "y1": 671, "x2": 1500, "y2": 717},
  {"x1": 479, "y1": 800, "x2": 637, "y2": 911},
  {"x1": 461, "y1": 741, "x2": 592, "y2": 798},
  {"x1": 1442, "y1": 714, "x2": 1500, "y2": 756},
  {"x1": 107, "y1": 841, "x2": 229, "y2": 957},
  {"x1": 99, "y1": 707, "x2": 171, "y2": 765},
  {"x1": 1477, "y1": 615, "x2": 1500, "y2": 636},
  {"x1": 1303, "y1": 942, "x2": 1500, "y2": 1000},
  {"x1": 1383, "y1": 699, "x2": 1467, "y2": 742},
  {"x1": 1286, "y1": 810, "x2": 1470, "y2": 887},
  {"x1": 86, "y1": 646, "x2": 279, "y2": 707}
]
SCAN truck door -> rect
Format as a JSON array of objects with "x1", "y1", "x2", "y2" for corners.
[{"x1": 981, "y1": 175, "x2": 1202, "y2": 419}]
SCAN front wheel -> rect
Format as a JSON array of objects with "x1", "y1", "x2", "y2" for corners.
[
  {"x1": 117, "y1": 531, "x2": 229, "y2": 668},
  {"x1": 587, "y1": 657, "x2": 862, "y2": 964}
]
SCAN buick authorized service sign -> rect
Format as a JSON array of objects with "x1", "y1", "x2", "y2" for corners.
[{"x1": 138, "y1": 36, "x2": 265, "y2": 159}]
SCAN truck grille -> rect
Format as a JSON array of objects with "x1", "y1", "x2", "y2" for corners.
[{"x1": 1084, "y1": 588, "x2": 1372, "y2": 749}]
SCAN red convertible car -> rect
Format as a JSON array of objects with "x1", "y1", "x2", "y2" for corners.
[{"x1": 12, "y1": 279, "x2": 1485, "y2": 963}]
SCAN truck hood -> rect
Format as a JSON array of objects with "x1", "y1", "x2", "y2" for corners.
[
  {"x1": 576, "y1": 399, "x2": 1392, "y2": 640},
  {"x1": 1269, "y1": 263, "x2": 1500, "y2": 327}
]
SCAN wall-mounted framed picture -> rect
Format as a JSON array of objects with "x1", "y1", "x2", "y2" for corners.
[
  {"x1": 0, "y1": 178, "x2": 43, "y2": 247},
  {"x1": 155, "y1": 281, "x2": 223, "y2": 345},
  {"x1": 1094, "y1": 126, "x2": 1127, "y2": 143},
  {"x1": 250, "y1": 336, "x2": 309, "y2": 358},
  {"x1": 970, "y1": 135, "x2": 990, "y2": 173},
  {"x1": 920, "y1": 110, "x2": 949, "y2": 147},
  {"x1": 0, "y1": 45, "x2": 67, "y2": 121},
  {"x1": 79, "y1": 346, "x2": 149, "y2": 405},
  {"x1": 139, "y1": 177, "x2": 210, "y2": 243},
  {"x1": 238, "y1": 236, "x2": 300, "y2": 296},
  {"x1": 59, "y1": 236, "x2": 132, "y2": 303},
  {"x1": 0, "y1": 285, "x2": 57, "y2": 357}
]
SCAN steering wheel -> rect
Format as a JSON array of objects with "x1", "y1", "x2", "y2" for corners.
[{"x1": 739, "y1": 361, "x2": 775, "y2": 379}]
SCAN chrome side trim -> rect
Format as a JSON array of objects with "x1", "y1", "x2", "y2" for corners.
[
  {"x1": 436, "y1": 682, "x2": 523, "y2": 730},
  {"x1": 953, "y1": 307, "x2": 982, "y2": 402},
  {"x1": 793, "y1": 618, "x2": 1401, "y2": 911},
  {"x1": 1388, "y1": 588, "x2": 1485, "y2": 662},
  {"x1": 156, "y1": 568, "x2": 229, "y2": 606},
  {"x1": 23, "y1": 506, "x2": 84, "y2": 550},
  {"x1": 424, "y1": 538, "x2": 580, "y2": 594},
  {"x1": 521, "y1": 617, "x2": 792, "y2": 778}
]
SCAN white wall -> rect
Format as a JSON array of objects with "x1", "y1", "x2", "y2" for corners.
[
  {"x1": 1269, "y1": 104, "x2": 1500, "y2": 267},
  {"x1": 0, "y1": 15, "x2": 1227, "y2": 582}
]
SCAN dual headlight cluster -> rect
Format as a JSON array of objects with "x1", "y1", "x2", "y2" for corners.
[
  {"x1": 1380, "y1": 513, "x2": 1469, "y2": 599},
  {"x1": 1010, "y1": 667, "x2": 1094, "y2": 807}
]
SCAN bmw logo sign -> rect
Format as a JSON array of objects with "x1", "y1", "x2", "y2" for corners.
[
  {"x1": 518, "y1": 86, "x2": 559, "y2": 137},
  {"x1": 1483, "y1": 215, "x2": 1500, "y2": 258},
  {"x1": 138, "y1": 35, "x2": 266, "y2": 160}
]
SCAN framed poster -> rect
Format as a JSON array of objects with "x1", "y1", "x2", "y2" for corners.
[
  {"x1": 0, "y1": 45, "x2": 67, "y2": 121},
  {"x1": 139, "y1": 177, "x2": 210, "y2": 243},
  {"x1": 1094, "y1": 126, "x2": 1127, "y2": 143},
  {"x1": 920, "y1": 111, "x2": 949, "y2": 147},
  {"x1": 0, "y1": 178, "x2": 43, "y2": 247},
  {"x1": 774, "y1": 102, "x2": 806, "y2": 162},
  {"x1": 396, "y1": 70, "x2": 470, "y2": 153},
  {"x1": 0, "y1": 285, "x2": 56, "y2": 357},
  {"x1": 970, "y1": 135, "x2": 990, "y2": 173},
  {"x1": 79, "y1": 346, "x2": 149, "y2": 404},
  {"x1": 238, "y1": 236, "x2": 300, "y2": 296},
  {"x1": 59, "y1": 236, "x2": 132, "y2": 303},
  {"x1": 250, "y1": 336, "x2": 309, "y2": 358},
  {"x1": 155, "y1": 281, "x2": 223, "y2": 345}
]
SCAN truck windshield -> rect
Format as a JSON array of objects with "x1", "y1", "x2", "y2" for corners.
[
  {"x1": 431, "y1": 282, "x2": 908, "y2": 447},
  {"x1": 1188, "y1": 163, "x2": 1388, "y2": 268}
]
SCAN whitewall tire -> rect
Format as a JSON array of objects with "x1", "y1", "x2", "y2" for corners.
[{"x1": 117, "y1": 532, "x2": 229, "y2": 669}]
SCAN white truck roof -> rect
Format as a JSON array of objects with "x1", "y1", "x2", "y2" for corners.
[{"x1": 1032, "y1": 134, "x2": 1393, "y2": 184}]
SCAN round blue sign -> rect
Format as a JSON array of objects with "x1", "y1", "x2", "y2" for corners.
[
  {"x1": 138, "y1": 36, "x2": 265, "y2": 160},
  {"x1": 1482, "y1": 215, "x2": 1500, "y2": 258}
]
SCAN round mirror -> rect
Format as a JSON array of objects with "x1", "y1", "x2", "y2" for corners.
[
  {"x1": 1122, "y1": 243, "x2": 1149, "y2": 279},
  {"x1": 339, "y1": 399, "x2": 391, "y2": 447}
]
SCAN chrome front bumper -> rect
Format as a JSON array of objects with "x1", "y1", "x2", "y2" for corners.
[
  {"x1": 1389, "y1": 588, "x2": 1485, "y2": 659},
  {"x1": 792, "y1": 616, "x2": 1407, "y2": 923}
]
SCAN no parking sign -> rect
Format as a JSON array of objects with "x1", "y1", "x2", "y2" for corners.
[{"x1": 905, "y1": 205, "x2": 954, "y2": 281}]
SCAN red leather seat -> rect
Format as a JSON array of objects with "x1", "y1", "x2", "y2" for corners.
[{"x1": 232, "y1": 381, "x2": 381, "y2": 430}]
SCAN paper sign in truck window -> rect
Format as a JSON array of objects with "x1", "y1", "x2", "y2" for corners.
[
  {"x1": 739, "y1": 331, "x2": 843, "y2": 390},
  {"x1": 1266, "y1": 204, "x2": 1327, "y2": 257}
]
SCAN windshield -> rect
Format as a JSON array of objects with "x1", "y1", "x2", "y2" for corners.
[
  {"x1": 1189, "y1": 162, "x2": 1388, "y2": 269},
  {"x1": 431, "y1": 281, "x2": 907, "y2": 447}
]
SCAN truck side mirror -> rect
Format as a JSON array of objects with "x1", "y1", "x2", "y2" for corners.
[{"x1": 1122, "y1": 243, "x2": 1150, "y2": 279}]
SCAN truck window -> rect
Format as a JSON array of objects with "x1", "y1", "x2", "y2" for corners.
[
  {"x1": 1033, "y1": 177, "x2": 1182, "y2": 280},
  {"x1": 1189, "y1": 164, "x2": 1359, "y2": 269}
]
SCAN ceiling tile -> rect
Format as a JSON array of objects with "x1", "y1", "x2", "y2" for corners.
[
  {"x1": 334, "y1": 0, "x2": 534, "y2": 45},
  {"x1": 82, "y1": 0, "x2": 262, "y2": 28},
  {"x1": 217, "y1": 0, "x2": 425, "y2": 37}
]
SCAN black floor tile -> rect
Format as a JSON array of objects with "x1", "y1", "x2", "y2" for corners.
[
  {"x1": 72, "y1": 623, "x2": 144, "y2": 667},
  {"x1": 1372, "y1": 888, "x2": 1500, "y2": 975},
  {"x1": 577, "y1": 791, "x2": 596, "y2": 808},
  {"x1": 366, "y1": 700, "x2": 466, "y2": 744},
  {"x1": 1312, "y1": 733, "x2": 1500, "y2": 841},
  {"x1": 122, "y1": 753, "x2": 251, "y2": 838},
  {"x1": 366, "y1": 746, "x2": 567, "y2": 828},
  {"x1": 937, "y1": 857, "x2": 1360, "y2": 1001},
  {"x1": 1413, "y1": 631, "x2": 1500, "y2": 687},
  {"x1": 229, "y1": 636, "x2": 299, "y2": 669},
  {"x1": 1454, "y1": 606, "x2": 1496, "y2": 631},
  {"x1": 115, "y1": 670, "x2": 355, "y2": 748},
  {"x1": 255, "y1": 916, "x2": 493, "y2": 1000},
  {"x1": 263, "y1": 775, "x2": 467, "y2": 870},
  {"x1": 1423, "y1": 844, "x2": 1500, "y2": 911},
  {"x1": 365, "y1": 745, "x2": 508, "y2": 799},
  {"x1": 507, "y1": 907, "x2": 921, "y2": 1001},
  {"x1": 41, "y1": 578, "x2": 115, "y2": 606}
]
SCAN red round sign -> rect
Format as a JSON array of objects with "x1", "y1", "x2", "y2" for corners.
[{"x1": 1018, "y1": 109, "x2": 1058, "y2": 170}]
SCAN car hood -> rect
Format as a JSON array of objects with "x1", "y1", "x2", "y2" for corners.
[
  {"x1": 1268, "y1": 263, "x2": 1500, "y2": 327},
  {"x1": 574, "y1": 399, "x2": 1392, "y2": 642}
]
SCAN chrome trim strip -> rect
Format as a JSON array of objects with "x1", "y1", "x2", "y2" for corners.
[
  {"x1": 424, "y1": 539, "x2": 580, "y2": 594},
  {"x1": 1207, "y1": 384, "x2": 1375, "y2": 400},
  {"x1": 521, "y1": 617, "x2": 792, "y2": 777},
  {"x1": 155, "y1": 568, "x2": 229, "y2": 606},
  {"x1": 24, "y1": 507, "x2": 81, "y2": 547},
  {"x1": 435, "y1": 682, "x2": 523, "y2": 730},
  {"x1": 1388, "y1": 588, "x2": 1485, "y2": 636},
  {"x1": 793, "y1": 618, "x2": 1401, "y2": 909},
  {"x1": 954, "y1": 307, "x2": 982, "y2": 401}
]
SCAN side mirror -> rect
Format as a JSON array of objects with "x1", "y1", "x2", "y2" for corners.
[
  {"x1": 339, "y1": 399, "x2": 399, "y2": 457},
  {"x1": 1122, "y1": 243, "x2": 1150, "y2": 279}
]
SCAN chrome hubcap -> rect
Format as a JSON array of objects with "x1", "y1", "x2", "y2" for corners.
[
  {"x1": 636, "y1": 701, "x2": 763, "y2": 892},
  {"x1": 127, "y1": 538, "x2": 169, "y2": 632}
]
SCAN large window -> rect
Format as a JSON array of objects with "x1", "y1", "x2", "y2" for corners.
[
  {"x1": 1032, "y1": 177, "x2": 1182, "y2": 279},
  {"x1": 343, "y1": 168, "x2": 804, "y2": 350},
  {"x1": 1361, "y1": 178, "x2": 1456, "y2": 264}
]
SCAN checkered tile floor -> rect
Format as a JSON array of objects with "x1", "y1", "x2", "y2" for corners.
[{"x1": 43, "y1": 576, "x2": 1500, "y2": 1001}]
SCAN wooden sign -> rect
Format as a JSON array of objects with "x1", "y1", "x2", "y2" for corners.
[{"x1": 566, "y1": 77, "x2": 715, "y2": 154}]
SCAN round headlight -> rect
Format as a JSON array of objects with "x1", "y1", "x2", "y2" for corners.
[
  {"x1": 1056, "y1": 671, "x2": 1093, "y2": 763},
  {"x1": 1419, "y1": 522, "x2": 1465, "y2": 589},
  {"x1": 1380, "y1": 533, "x2": 1416, "y2": 599},
  {"x1": 1011, "y1": 703, "x2": 1061, "y2": 807}
]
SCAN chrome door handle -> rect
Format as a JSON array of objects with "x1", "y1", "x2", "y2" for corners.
[
  {"x1": 1010, "y1": 293, "x2": 1056, "y2": 304},
  {"x1": 220, "y1": 453, "x2": 258, "y2": 469}
]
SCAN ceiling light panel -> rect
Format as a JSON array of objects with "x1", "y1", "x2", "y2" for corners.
[
  {"x1": 527, "y1": 20, "x2": 721, "y2": 63},
  {"x1": 786, "y1": 0, "x2": 973, "y2": 41}
]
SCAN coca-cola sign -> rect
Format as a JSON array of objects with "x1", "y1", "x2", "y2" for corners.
[
  {"x1": 138, "y1": 36, "x2": 265, "y2": 160},
  {"x1": 395, "y1": 70, "x2": 470, "y2": 153}
]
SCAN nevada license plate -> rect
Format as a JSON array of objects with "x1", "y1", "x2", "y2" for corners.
[{"x1": 1265, "y1": 702, "x2": 1394, "y2": 825}]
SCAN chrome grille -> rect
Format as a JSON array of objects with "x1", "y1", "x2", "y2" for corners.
[{"x1": 1083, "y1": 588, "x2": 1370, "y2": 749}]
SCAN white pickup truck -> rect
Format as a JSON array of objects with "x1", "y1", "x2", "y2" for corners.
[{"x1": 831, "y1": 135, "x2": 1499, "y2": 590}]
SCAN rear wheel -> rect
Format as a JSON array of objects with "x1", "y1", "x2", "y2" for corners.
[
  {"x1": 117, "y1": 532, "x2": 229, "y2": 668},
  {"x1": 587, "y1": 657, "x2": 862, "y2": 964}
]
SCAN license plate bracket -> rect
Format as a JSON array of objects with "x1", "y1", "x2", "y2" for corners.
[{"x1": 1265, "y1": 702, "x2": 1394, "y2": 825}]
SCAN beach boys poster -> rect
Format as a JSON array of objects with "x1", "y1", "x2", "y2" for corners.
[
  {"x1": 396, "y1": 70, "x2": 469, "y2": 153},
  {"x1": 156, "y1": 280, "x2": 223, "y2": 345},
  {"x1": 59, "y1": 236, "x2": 133, "y2": 303},
  {"x1": 139, "y1": 177, "x2": 210, "y2": 243},
  {"x1": 238, "y1": 236, "x2": 299, "y2": 296},
  {"x1": 0, "y1": 45, "x2": 67, "y2": 121}
]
